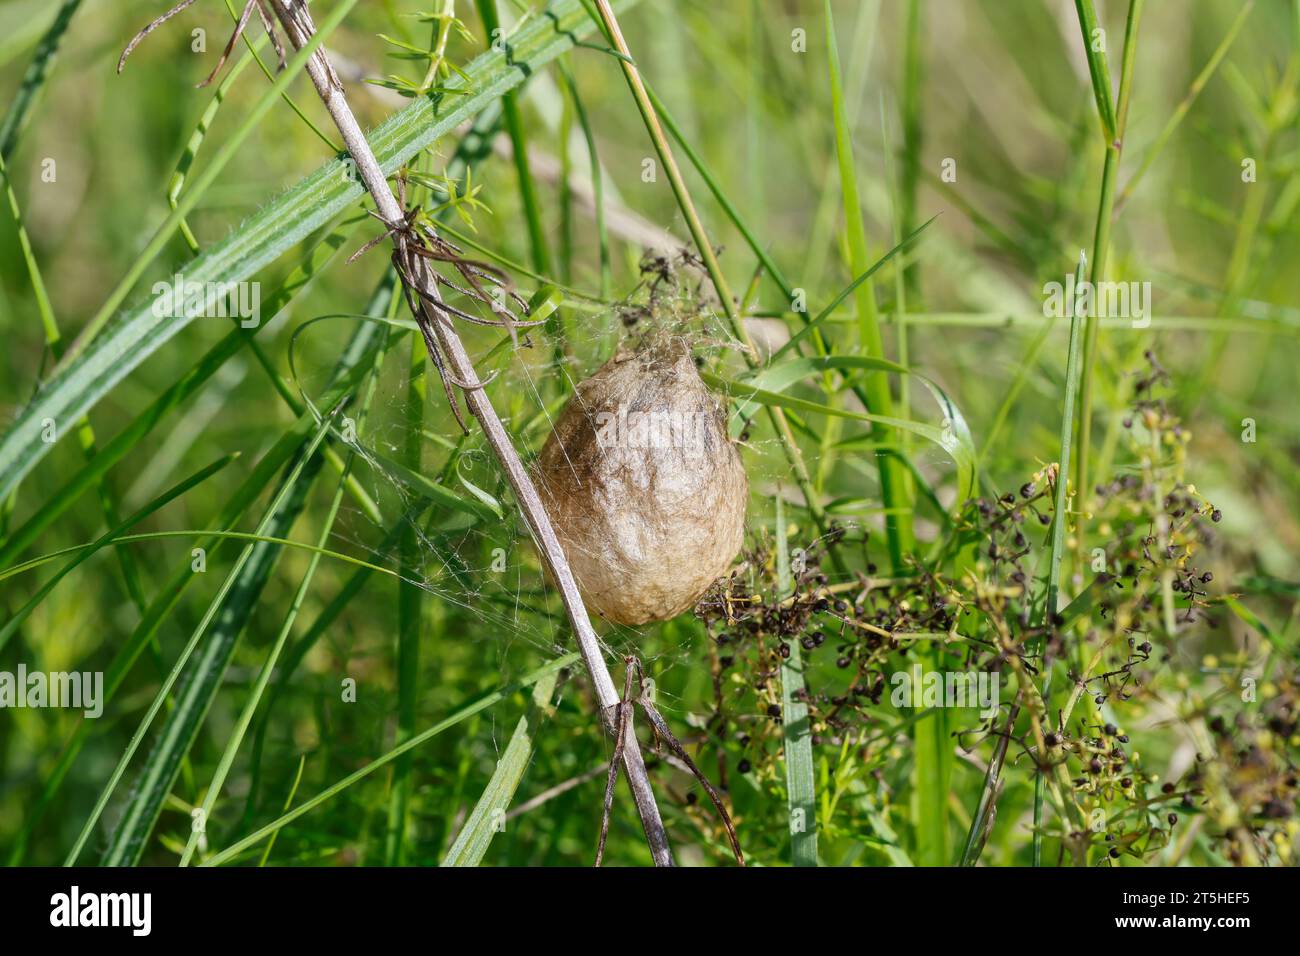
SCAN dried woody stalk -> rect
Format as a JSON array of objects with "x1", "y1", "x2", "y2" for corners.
[
  {"x1": 120, "y1": 0, "x2": 674, "y2": 864},
  {"x1": 264, "y1": 0, "x2": 673, "y2": 866}
]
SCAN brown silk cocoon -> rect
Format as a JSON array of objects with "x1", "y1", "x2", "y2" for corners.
[{"x1": 534, "y1": 339, "x2": 748, "y2": 626}]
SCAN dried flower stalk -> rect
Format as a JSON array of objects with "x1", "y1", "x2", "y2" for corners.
[{"x1": 262, "y1": 0, "x2": 673, "y2": 865}]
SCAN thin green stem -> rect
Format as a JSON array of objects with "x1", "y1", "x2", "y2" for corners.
[
  {"x1": 1034, "y1": 250, "x2": 1089, "y2": 866},
  {"x1": 1074, "y1": 0, "x2": 1143, "y2": 532}
]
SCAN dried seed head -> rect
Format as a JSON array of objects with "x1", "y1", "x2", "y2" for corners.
[{"x1": 534, "y1": 337, "x2": 748, "y2": 625}]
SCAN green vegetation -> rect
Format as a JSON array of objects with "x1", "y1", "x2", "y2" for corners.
[{"x1": 0, "y1": 0, "x2": 1297, "y2": 867}]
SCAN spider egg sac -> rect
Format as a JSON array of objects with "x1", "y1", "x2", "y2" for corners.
[{"x1": 534, "y1": 338, "x2": 748, "y2": 626}]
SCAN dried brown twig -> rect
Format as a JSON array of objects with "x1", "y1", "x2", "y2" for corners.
[
  {"x1": 118, "y1": 0, "x2": 675, "y2": 864},
  {"x1": 264, "y1": 0, "x2": 675, "y2": 865},
  {"x1": 346, "y1": 174, "x2": 545, "y2": 432},
  {"x1": 119, "y1": 0, "x2": 286, "y2": 87},
  {"x1": 597, "y1": 657, "x2": 744, "y2": 866}
]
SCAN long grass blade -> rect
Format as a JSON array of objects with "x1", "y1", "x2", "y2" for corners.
[
  {"x1": 386, "y1": 297, "x2": 424, "y2": 866},
  {"x1": 1073, "y1": 0, "x2": 1117, "y2": 140},
  {"x1": 179, "y1": 408, "x2": 378, "y2": 867},
  {"x1": 0, "y1": 222, "x2": 358, "y2": 568},
  {"x1": 96, "y1": 426, "x2": 331, "y2": 866},
  {"x1": 0, "y1": 0, "x2": 82, "y2": 160},
  {"x1": 703, "y1": 364, "x2": 977, "y2": 509},
  {"x1": 443, "y1": 671, "x2": 560, "y2": 866},
  {"x1": 64, "y1": 311, "x2": 390, "y2": 865},
  {"x1": 1074, "y1": 0, "x2": 1143, "y2": 528},
  {"x1": 1033, "y1": 250, "x2": 1089, "y2": 867},
  {"x1": 823, "y1": 0, "x2": 914, "y2": 569},
  {"x1": 775, "y1": 496, "x2": 818, "y2": 866}
]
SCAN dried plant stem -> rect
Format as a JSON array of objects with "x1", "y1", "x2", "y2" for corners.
[{"x1": 266, "y1": 0, "x2": 672, "y2": 866}]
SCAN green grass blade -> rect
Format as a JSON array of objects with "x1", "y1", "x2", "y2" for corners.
[
  {"x1": 239, "y1": 500, "x2": 436, "y2": 830},
  {"x1": 2, "y1": 141, "x2": 152, "y2": 619},
  {"x1": 1074, "y1": 0, "x2": 1143, "y2": 537},
  {"x1": 177, "y1": 299, "x2": 391, "y2": 867},
  {"x1": 775, "y1": 496, "x2": 818, "y2": 866},
  {"x1": 1119, "y1": 1, "x2": 1252, "y2": 206},
  {"x1": 167, "y1": 38, "x2": 262, "y2": 254},
  {"x1": 705, "y1": 363, "x2": 976, "y2": 506},
  {"x1": 0, "y1": 0, "x2": 81, "y2": 160},
  {"x1": 770, "y1": 216, "x2": 937, "y2": 366},
  {"x1": 823, "y1": 0, "x2": 914, "y2": 570},
  {"x1": 4, "y1": 412, "x2": 334, "y2": 864},
  {"x1": 864, "y1": 807, "x2": 915, "y2": 866},
  {"x1": 236, "y1": 125, "x2": 505, "y2": 825},
  {"x1": 1074, "y1": 0, "x2": 1117, "y2": 140},
  {"x1": 64, "y1": 312, "x2": 389, "y2": 866},
  {"x1": 179, "y1": 433, "x2": 370, "y2": 867},
  {"x1": 65, "y1": 419, "x2": 331, "y2": 866},
  {"x1": 558, "y1": 64, "x2": 610, "y2": 297},
  {"x1": 96, "y1": 426, "x2": 331, "y2": 867},
  {"x1": 443, "y1": 671, "x2": 560, "y2": 866},
  {"x1": 257, "y1": 755, "x2": 306, "y2": 867},
  {"x1": 61, "y1": 0, "x2": 360, "y2": 363},
  {"x1": 898, "y1": 0, "x2": 923, "y2": 302},
  {"x1": 974, "y1": 318, "x2": 1059, "y2": 474},
  {"x1": 2, "y1": 296, "x2": 388, "y2": 864},
  {"x1": 1033, "y1": 250, "x2": 1089, "y2": 867},
  {"x1": 358, "y1": 441, "x2": 496, "y2": 520},
  {"x1": 3, "y1": 531, "x2": 414, "y2": 590},
  {"x1": 476, "y1": 0, "x2": 551, "y2": 276},
  {"x1": 218, "y1": 0, "x2": 341, "y2": 153},
  {"x1": 386, "y1": 300, "x2": 424, "y2": 866},
  {"x1": 644, "y1": 80, "x2": 794, "y2": 302},
  {"x1": 0, "y1": 150, "x2": 55, "y2": 344},
  {"x1": 0, "y1": 223, "x2": 357, "y2": 568},
  {"x1": 589, "y1": 0, "x2": 830, "y2": 544}
]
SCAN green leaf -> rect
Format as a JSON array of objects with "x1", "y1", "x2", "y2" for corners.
[
  {"x1": 775, "y1": 496, "x2": 818, "y2": 866},
  {"x1": 823, "y1": 0, "x2": 913, "y2": 571},
  {"x1": 705, "y1": 360, "x2": 976, "y2": 506},
  {"x1": 527, "y1": 284, "x2": 564, "y2": 323},
  {"x1": 1223, "y1": 597, "x2": 1293, "y2": 659},
  {"x1": 0, "y1": 0, "x2": 81, "y2": 160},
  {"x1": 443, "y1": 671, "x2": 560, "y2": 866}
]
